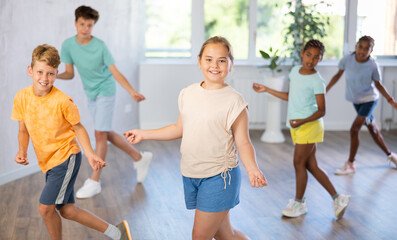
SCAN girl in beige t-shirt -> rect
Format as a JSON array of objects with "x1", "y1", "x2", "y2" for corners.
[{"x1": 124, "y1": 36, "x2": 267, "y2": 239}]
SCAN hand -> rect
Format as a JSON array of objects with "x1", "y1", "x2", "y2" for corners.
[
  {"x1": 86, "y1": 153, "x2": 106, "y2": 171},
  {"x1": 252, "y1": 82, "x2": 267, "y2": 93},
  {"x1": 247, "y1": 168, "x2": 267, "y2": 188},
  {"x1": 15, "y1": 151, "x2": 29, "y2": 165},
  {"x1": 289, "y1": 119, "x2": 303, "y2": 128},
  {"x1": 123, "y1": 129, "x2": 143, "y2": 144},
  {"x1": 391, "y1": 102, "x2": 397, "y2": 110},
  {"x1": 130, "y1": 91, "x2": 146, "y2": 103}
]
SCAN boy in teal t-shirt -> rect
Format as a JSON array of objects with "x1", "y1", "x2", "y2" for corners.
[{"x1": 58, "y1": 5, "x2": 152, "y2": 199}]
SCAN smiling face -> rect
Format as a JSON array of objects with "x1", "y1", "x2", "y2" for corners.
[
  {"x1": 75, "y1": 17, "x2": 95, "y2": 42},
  {"x1": 198, "y1": 43, "x2": 233, "y2": 89},
  {"x1": 300, "y1": 47, "x2": 322, "y2": 74},
  {"x1": 29, "y1": 61, "x2": 58, "y2": 97},
  {"x1": 355, "y1": 40, "x2": 373, "y2": 63}
]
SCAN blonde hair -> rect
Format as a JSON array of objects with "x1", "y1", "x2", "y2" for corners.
[
  {"x1": 198, "y1": 36, "x2": 234, "y2": 62},
  {"x1": 31, "y1": 44, "x2": 60, "y2": 68}
]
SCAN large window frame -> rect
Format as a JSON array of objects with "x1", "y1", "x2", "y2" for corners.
[{"x1": 145, "y1": 0, "x2": 382, "y2": 64}]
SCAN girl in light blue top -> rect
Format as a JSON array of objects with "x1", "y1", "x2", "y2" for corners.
[
  {"x1": 327, "y1": 36, "x2": 397, "y2": 175},
  {"x1": 253, "y1": 39, "x2": 350, "y2": 219}
]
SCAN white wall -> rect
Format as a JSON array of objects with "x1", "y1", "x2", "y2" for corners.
[
  {"x1": 0, "y1": 0, "x2": 145, "y2": 185},
  {"x1": 139, "y1": 62, "x2": 397, "y2": 131}
]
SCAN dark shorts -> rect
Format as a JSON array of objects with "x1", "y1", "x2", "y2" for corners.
[
  {"x1": 39, "y1": 152, "x2": 81, "y2": 210},
  {"x1": 353, "y1": 100, "x2": 378, "y2": 124},
  {"x1": 183, "y1": 166, "x2": 241, "y2": 213}
]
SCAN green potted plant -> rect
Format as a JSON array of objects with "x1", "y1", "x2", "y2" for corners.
[
  {"x1": 259, "y1": 47, "x2": 284, "y2": 77},
  {"x1": 284, "y1": 0, "x2": 330, "y2": 66}
]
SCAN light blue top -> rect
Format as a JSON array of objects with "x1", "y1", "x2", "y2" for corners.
[
  {"x1": 61, "y1": 36, "x2": 116, "y2": 100},
  {"x1": 287, "y1": 65, "x2": 325, "y2": 128},
  {"x1": 338, "y1": 53, "x2": 380, "y2": 104}
]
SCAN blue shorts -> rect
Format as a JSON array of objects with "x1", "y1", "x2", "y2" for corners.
[
  {"x1": 353, "y1": 100, "x2": 378, "y2": 124},
  {"x1": 39, "y1": 152, "x2": 81, "y2": 210},
  {"x1": 183, "y1": 166, "x2": 241, "y2": 213},
  {"x1": 88, "y1": 95, "x2": 115, "y2": 131}
]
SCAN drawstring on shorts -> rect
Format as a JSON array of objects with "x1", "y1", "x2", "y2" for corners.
[{"x1": 221, "y1": 168, "x2": 232, "y2": 189}]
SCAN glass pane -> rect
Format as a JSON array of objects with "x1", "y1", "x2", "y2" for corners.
[
  {"x1": 256, "y1": 0, "x2": 289, "y2": 58},
  {"x1": 357, "y1": 0, "x2": 397, "y2": 56},
  {"x1": 274, "y1": 0, "x2": 345, "y2": 60},
  {"x1": 145, "y1": 0, "x2": 191, "y2": 58},
  {"x1": 319, "y1": 0, "x2": 345, "y2": 60},
  {"x1": 204, "y1": 0, "x2": 249, "y2": 59}
]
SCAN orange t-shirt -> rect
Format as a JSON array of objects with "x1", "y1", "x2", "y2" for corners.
[{"x1": 11, "y1": 86, "x2": 81, "y2": 172}]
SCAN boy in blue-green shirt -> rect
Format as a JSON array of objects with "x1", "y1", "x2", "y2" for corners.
[{"x1": 58, "y1": 5, "x2": 152, "y2": 199}]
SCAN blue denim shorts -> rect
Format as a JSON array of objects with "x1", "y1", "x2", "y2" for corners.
[
  {"x1": 353, "y1": 100, "x2": 378, "y2": 124},
  {"x1": 87, "y1": 95, "x2": 115, "y2": 131},
  {"x1": 182, "y1": 166, "x2": 241, "y2": 213},
  {"x1": 40, "y1": 152, "x2": 81, "y2": 210}
]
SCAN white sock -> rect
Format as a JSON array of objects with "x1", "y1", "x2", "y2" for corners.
[{"x1": 104, "y1": 224, "x2": 121, "y2": 240}]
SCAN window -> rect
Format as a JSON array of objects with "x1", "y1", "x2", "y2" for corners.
[
  {"x1": 314, "y1": 0, "x2": 345, "y2": 60},
  {"x1": 145, "y1": 0, "x2": 191, "y2": 58},
  {"x1": 357, "y1": 0, "x2": 397, "y2": 56},
  {"x1": 205, "y1": 0, "x2": 250, "y2": 59},
  {"x1": 144, "y1": 0, "x2": 396, "y2": 61},
  {"x1": 256, "y1": 0, "x2": 289, "y2": 58}
]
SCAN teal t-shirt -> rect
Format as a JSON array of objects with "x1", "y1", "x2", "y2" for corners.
[
  {"x1": 286, "y1": 65, "x2": 325, "y2": 128},
  {"x1": 61, "y1": 36, "x2": 116, "y2": 100}
]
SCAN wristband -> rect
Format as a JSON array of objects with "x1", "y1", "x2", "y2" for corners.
[{"x1": 388, "y1": 97, "x2": 394, "y2": 103}]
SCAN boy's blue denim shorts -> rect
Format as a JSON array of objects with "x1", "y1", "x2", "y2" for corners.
[
  {"x1": 87, "y1": 95, "x2": 115, "y2": 131},
  {"x1": 353, "y1": 99, "x2": 378, "y2": 124},
  {"x1": 39, "y1": 152, "x2": 81, "y2": 210},
  {"x1": 182, "y1": 165, "x2": 241, "y2": 213}
]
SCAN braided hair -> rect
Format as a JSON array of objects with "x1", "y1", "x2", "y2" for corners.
[
  {"x1": 302, "y1": 39, "x2": 325, "y2": 57},
  {"x1": 358, "y1": 35, "x2": 375, "y2": 47}
]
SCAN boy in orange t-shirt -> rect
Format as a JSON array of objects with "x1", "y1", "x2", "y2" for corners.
[{"x1": 11, "y1": 44, "x2": 132, "y2": 240}]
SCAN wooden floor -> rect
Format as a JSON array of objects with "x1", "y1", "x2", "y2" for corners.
[{"x1": 1, "y1": 130, "x2": 397, "y2": 240}]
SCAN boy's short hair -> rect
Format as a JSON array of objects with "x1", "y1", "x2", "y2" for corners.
[
  {"x1": 75, "y1": 5, "x2": 99, "y2": 23},
  {"x1": 31, "y1": 44, "x2": 61, "y2": 68}
]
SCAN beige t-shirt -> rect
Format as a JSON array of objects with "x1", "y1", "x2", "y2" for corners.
[{"x1": 178, "y1": 82, "x2": 248, "y2": 178}]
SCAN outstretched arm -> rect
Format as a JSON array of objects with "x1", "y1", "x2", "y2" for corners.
[
  {"x1": 124, "y1": 114, "x2": 183, "y2": 144},
  {"x1": 72, "y1": 122, "x2": 106, "y2": 170},
  {"x1": 374, "y1": 80, "x2": 397, "y2": 110},
  {"x1": 15, "y1": 121, "x2": 30, "y2": 165},
  {"x1": 232, "y1": 108, "x2": 267, "y2": 188},
  {"x1": 57, "y1": 63, "x2": 75, "y2": 80},
  {"x1": 326, "y1": 69, "x2": 344, "y2": 93},
  {"x1": 108, "y1": 64, "x2": 146, "y2": 102},
  {"x1": 289, "y1": 94, "x2": 326, "y2": 128},
  {"x1": 252, "y1": 82, "x2": 289, "y2": 101}
]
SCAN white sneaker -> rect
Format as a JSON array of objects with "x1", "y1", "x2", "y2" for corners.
[
  {"x1": 334, "y1": 161, "x2": 356, "y2": 175},
  {"x1": 333, "y1": 194, "x2": 351, "y2": 218},
  {"x1": 387, "y1": 152, "x2": 397, "y2": 167},
  {"x1": 76, "y1": 178, "x2": 101, "y2": 199},
  {"x1": 281, "y1": 198, "x2": 308, "y2": 217},
  {"x1": 134, "y1": 151, "x2": 153, "y2": 183}
]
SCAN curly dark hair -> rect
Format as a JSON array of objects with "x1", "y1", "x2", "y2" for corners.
[{"x1": 302, "y1": 39, "x2": 325, "y2": 57}]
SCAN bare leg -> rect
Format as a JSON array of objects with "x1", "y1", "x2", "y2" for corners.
[
  {"x1": 348, "y1": 116, "x2": 366, "y2": 163},
  {"x1": 366, "y1": 121, "x2": 391, "y2": 155},
  {"x1": 192, "y1": 209, "x2": 230, "y2": 240},
  {"x1": 59, "y1": 203, "x2": 108, "y2": 233},
  {"x1": 108, "y1": 131, "x2": 142, "y2": 161},
  {"x1": 90, "y1": 130, "x2": 108, "y2": 181},
  {"x1": 293, "y1": 143, "x2": 315, "y2": 200},
  {"x1": 39, "y1": 204, "x2": 62, "y2": 240},
  {"x1": 214, "y1": 212, "x2": 250, "y2": 240},
  {"x1": 306, "y1": 144, "x2": 337, "y2": 197}
]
